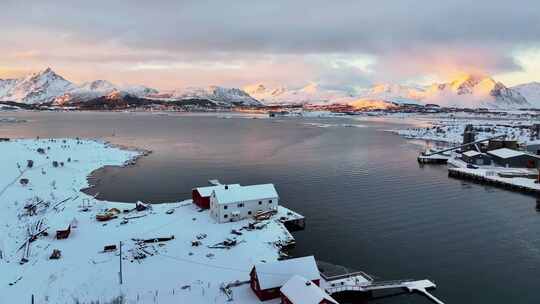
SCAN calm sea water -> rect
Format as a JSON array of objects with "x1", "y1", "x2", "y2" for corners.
[{"x1": 2, "y1": 111, "x2": 540, "y2": 303}]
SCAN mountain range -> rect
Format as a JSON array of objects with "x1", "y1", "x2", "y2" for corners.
[{"x1": 0, "y1": 68, "x2": 538, "y2": 109}]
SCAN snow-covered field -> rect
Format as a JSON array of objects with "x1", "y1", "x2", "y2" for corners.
[{"x1": 0, "y1": 138, "x2": 300, "y2": 304}]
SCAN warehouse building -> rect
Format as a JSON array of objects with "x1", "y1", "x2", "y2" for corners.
[{"x1": 487, "y1": 148, "x2": 540, "y2": 168}]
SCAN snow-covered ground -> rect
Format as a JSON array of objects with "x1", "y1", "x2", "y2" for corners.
[
  {"x1": 0, "y1": 138, "x2": 301, "y2": 304},
  {"x1": 390, "y1": 118, "x2": 540, "y2": 144}
]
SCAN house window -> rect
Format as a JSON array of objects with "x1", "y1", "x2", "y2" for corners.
[
  {"x1": 268, "y1": 200, "x2": 273, "y2": 204},
  {"x1": 248, "y1": 211, "x2": 252, "y2": 215},
  {"x1": 224, "y1": 205, "x2": 228, "y2": 210},
  {"x1": 238, "y1": 203, "x2": 244, "y2": 208},
  {"x1": 258, "y1": 201, "x2": 262, "y2": 205},
  {"x1": 224, "y1": 214, "x2": 228, "y2": 219}
]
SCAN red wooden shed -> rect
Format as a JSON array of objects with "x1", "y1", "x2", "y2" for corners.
[
  {"x1": 192, "y1": 184, "x2": 239, "y2": 209},
  {"x1": 250, "y1": 256, "x2": 320, "y2": 301}
]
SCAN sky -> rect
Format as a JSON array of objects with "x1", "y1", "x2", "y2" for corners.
[{"x1": 1, "y1": 0, "x2": 539, "y2": 91}]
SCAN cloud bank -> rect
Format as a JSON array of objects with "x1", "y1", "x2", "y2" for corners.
[{"x1": 1, "y1": 0, "x2": 539, "y2": 88}]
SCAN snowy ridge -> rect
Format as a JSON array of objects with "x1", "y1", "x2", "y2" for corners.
[
  {"x1": 159, "y1": 86, "x2": 262, "y2": 106},
  {"x1": 55, "y1": 81, "x2": 158, "y2": 105},
  {"x1": 357, "y1": 84, "x2": 424, "y2": 104},
  {"x1": 244, "y1": 83, "x2": 354, "y2": 105},
  {"x1": 512, "y1": 82, "x2": 540, "y2": 108},
  {"x1": 357, "y1": 75, "x2": 530, "y2": 109},
  {"x1": 0, "y1": 69, "x2": 159, "y2": 105},
  {"x1": 420, "y1": 75, "x2": 530, "y2": 109},
  {"x1": 0, "y1": 68, "x2": 76, "y2": 104}
]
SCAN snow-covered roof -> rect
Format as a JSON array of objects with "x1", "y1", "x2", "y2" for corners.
[
  {"x1": 254, "y1": 256, "x2": 320, "y2": 290},
  {"x1": 462, "y1": 150, "x2": 483, "y2": 157},
  {"x1": 487, "y1": 148, "x2": 527, "y2": 159},
  {"x1": 280, "y1": 275, "x2": 338, "y2": 304},
  {"x1": 212, "y1": 184, "x2": 278, "y2": 205},
  {"x1": 194, "y1": 184, "x2": 240, "y2": 197}
]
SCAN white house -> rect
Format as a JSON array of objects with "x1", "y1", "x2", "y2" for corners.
[{"x1": 210, "y1": 183, "x2": 279, "y2": 223}]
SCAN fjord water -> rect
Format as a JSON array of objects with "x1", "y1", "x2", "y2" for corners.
[{"x1": 2, "y1": 112, "x2": 540, "y2": 303}]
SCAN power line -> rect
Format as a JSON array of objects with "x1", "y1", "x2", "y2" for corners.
[{"x1": 159, "y1": 253, "x2": 300, "y2": 278}]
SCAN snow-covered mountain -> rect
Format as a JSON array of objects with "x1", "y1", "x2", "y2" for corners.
[
  {"x1": 0, "y1": 69, "x2": 159, "y2": 105},
  {"x1": 0, "y1": 79, "x2": 18, "y2": 97},
  {"x1": 54, "y1": 80, "x2": 158, "y2": 105},
  {"x1": 123, "y1": 85, "x2": 158, "y2": 97},
  {"x1": 421, "y1": 75, "x2": 529, "y2": 109},
  {"x1": 244, "y1": 83, "x2": 354, "y2": 105},
  {"x1": 355, "y1": 75, "x2": 530, "y2": 109},
  {"x1": 512, "y1": 82, "x2": 540, "y2": 107},
  {"x1": 158, "y1": 86, "x2": 262, "y2": 106},
  {"x1": 1, "y1": 68, "x2": 535, "y2": 110},
  {"x1": 0, "y1": 68, "x2": 76, "y2": 104},
  {"x1": 357, "y1": 84, "x2": 425, "y2": 104}
]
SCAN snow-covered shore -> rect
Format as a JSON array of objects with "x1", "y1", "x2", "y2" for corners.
[
  {"x1": 0, "y1": 138, "x2": 301, "y2": 304},
  {"x1": 390, "y1": 118, "x2": 540, "y2": 145}
]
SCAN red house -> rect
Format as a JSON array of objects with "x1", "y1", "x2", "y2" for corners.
[
  {"x1": 192, "y1": 184, "x2": 240, "y2": 209},
  {"x1": 250, "y1": 256, "x2": 320, "y2": 301},
  {"x1": 280, "y1": 275, "x2": 338, "y2": 304}
]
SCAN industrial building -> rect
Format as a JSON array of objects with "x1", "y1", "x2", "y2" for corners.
[
  {"x1": 486, "y1": 148, "x2": 540, "y2": 168},
  {"x1": 461, "y1": 150, "x2": 491, "y2": 165}
]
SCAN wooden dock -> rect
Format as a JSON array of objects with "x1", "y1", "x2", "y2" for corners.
[
  {"x1": 322, "y1": 274, "x2": 444, "y2": 304},
  {"x1": 448, "y1": 167, "x2": 540, "y2": 194},
  {"x1": 417, "y1": 154, "x2": 449, "y2": 164}
]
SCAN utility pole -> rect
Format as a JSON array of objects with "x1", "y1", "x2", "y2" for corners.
[{"x1": 119, "y1": 241, "x2": 123, "y2": 285}]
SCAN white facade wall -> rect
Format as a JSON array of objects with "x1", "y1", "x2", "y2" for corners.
[{"x1": 210, "y1": 194, "x2": 278, "y2": 223}]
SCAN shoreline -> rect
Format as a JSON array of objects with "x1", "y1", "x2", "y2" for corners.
[
  {"x1": 81, "y1": 140, "x2": 153, "y2": 201},
  {"x1": 0, "y1": 137, "x2": 303, "y2": 303}
]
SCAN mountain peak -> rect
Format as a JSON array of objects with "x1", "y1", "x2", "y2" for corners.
[
  {"x1": 80, "y1": 80, "x2": 117, "y2": 91},
  {"x1": 243, "y1": 83, "x2": 267, "y2": 95},
  {"x1": 300, "y1": 82, "x2": 320, "y2": 93},
  {"x1": 34, "y1": 67, "x2": 56, "y2": 78}
]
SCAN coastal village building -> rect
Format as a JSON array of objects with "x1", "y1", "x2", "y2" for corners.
[
  {"x1": 250, "y1": 256, "x2": 320, "y2": 301},
  {"x1": 280, "y1": 275, "x2": 339, "y2": 304},
  {"x1": 461, "y1": 150, "x2": 491, "y2": 165},
  {"x1": 192, "y1": 184, "x2": 240, "y2": 209},
  {"x1": 487, "y1": 139, "x2": 519, "y2": 151},
  {"x1": 487, "y1": 148, "x2": 540, "y2": 168},
  {"x1": 210, "y1": 183, "x2": 278, "y2": 223}
]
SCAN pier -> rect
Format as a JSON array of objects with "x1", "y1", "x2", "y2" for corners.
[
  {"x1": 448, "y1": 167, "x2": 540, "y2": 194},
  {"x1": 320, "y1": 271, "x2": 443, "y2": 304},
  {"x1": 417, "y1": 153, "x2": 450, "y2": 164}
]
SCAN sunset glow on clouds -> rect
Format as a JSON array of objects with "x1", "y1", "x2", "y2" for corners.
[{"x1": 1, "y1": 0, "x2": 539, "y2": 89}]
